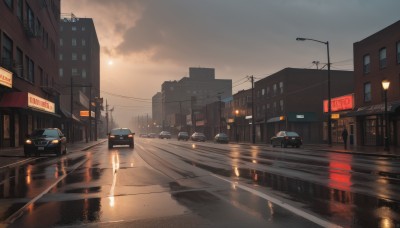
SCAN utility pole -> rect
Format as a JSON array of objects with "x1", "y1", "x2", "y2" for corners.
[
  {"x1": 218, "y1": 93, "x2": 222, "y2": 133},
  {"x1": 70, "y1": 77, "x2": 74, "y2": 143},
  {"x1": 251, "y1": 75, "x2": 256, "y2": 144},
  {"x1": 105, "y1": 99, "x2": 109, "y2": 134}
]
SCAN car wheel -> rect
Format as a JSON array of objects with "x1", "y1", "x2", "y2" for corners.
[
  {"x1": 283, "y1": 142, "x2": 288, "y2": 148},
  {"x1": 296, "y1": 145, "x2": 300, "y2": 148},
  {"x1": 271, "y1": 141, "x2": 275, "y2": 147},
  {"x1": 56, "y1": 148, "x2": 62, "y2": 156},
  {"x1": 24, "y1": 151, "x2": 31, "y2": 157},
  {"x1": 35, "y1": 152, "x2": 40, "y2": 157},
  {"x1": 130, "y1": 143, "x2": 134, "y2": 148},
  {"x1": 63, "y1": 146, "x2": 68, "y2": 155},
  {"x1": 108, "y1": 143, "x2": 113, "y2": 149}
]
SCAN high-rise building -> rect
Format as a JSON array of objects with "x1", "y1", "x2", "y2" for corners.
[
  {"x1": 59, "y1": 14, "x2": 100, "y2": 142},
  {"x1": 0, "y1": 0, "x2": 61, "y2": 148}
]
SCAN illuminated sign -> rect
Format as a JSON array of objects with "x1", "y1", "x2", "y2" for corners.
[
  {"x1": 331, "y1": 114, "x2": 340, "y2": 119},
  {"x1": 323, "y1": 94, "x2": 354, "y2": 113},
  {"x1": 296, "y1": 115, "x2": 304, "y2": 119},
  {"x1": 28, "y1": 93, "x2": 55, "y2": 113},
  {"x1": 0, "y1": 67, "x2": 12, "y2": 88},
  {"x1": 80, "y1": 110, "x2": 95, "y2": 117}
]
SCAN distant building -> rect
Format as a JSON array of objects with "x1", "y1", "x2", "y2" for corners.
[
  {"x1": 161, "y1": 67, "x2": 232, "y2": 133},
  {"x1": 59, "y1": 14, "x2": 100, "y2": 142},
  {"x1": 152, "y1": 92, "x2": 162, "y2": 126},
  {"x1": 0, "y1": 0, "x2": 61, "y2": 148},
  {"x1": 352, "y1": 20, "x2": 400, "y2": 146}
]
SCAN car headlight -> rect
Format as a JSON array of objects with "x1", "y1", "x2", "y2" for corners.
[
  {"x1": 109, "y1": 135, "x2": 115, "y2": 138},
  {"x1": 51, "y1": 139, "x2": 60, "y2": 144},
  {"x1": 25, "y1": 139, "x2": 32, "y2": 144}
]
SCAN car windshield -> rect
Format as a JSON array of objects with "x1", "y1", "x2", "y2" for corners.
[
  {"x1": 286, "y1": 132, "x2": 299, "y2": 137},
  {"x1": 30, "y1": 129, "x2": 59, "y2": 138},
  {"x1": 179, "y1": 132, "x2": 188, "y2": 136},
  {"x1": 218, "y1": 133, "x2": 227, "y2": 137},
  {"x1": 111, "y1": 129, "x2": 131, "y2": 135}
]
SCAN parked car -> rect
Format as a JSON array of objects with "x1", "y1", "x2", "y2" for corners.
[
  {"x1": 108, "y1": 128, "x2": 135, "y2": 149},
  {"x1": 191, "y1": 132, "x2": 206, "y2": 142},
  {"x1": 24, "y1": 128, "x2": 67, "y2": 157},
  {"x1": 178, "y1": 132, "x2": 189, "y2": 141},
  {"x1": 159, "y1": 131, "x2": 171, "y2": 139},
  {"x1": 139, "y1": 133, "x2": 149, "y2": 138},
  {"x1": 148, "y1": 133, "x2": 157, "y2": 138},
  {"x1": 214, "y1": 133, "x2": 229, "y2": 143},
  {"x1": 270, "y1": 131, "x2": 302, "y2": 148}
]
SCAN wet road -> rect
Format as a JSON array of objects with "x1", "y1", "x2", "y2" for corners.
[{"x1": 0, "y1": 138, "x2": 399, "y2": 227}]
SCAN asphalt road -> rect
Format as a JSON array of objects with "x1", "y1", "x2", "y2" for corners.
[{"x1": 0, "y1": 138, "x2": 399, "y2": 227}]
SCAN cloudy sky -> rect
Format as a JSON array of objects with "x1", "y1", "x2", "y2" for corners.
[{"x1": 62, "y1": 0, "x2": 399, "y2": 128}]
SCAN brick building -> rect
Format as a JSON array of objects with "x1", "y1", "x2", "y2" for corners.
[
  {"x1": 0, "y1": 0, "x2": 61, "y2": 148},
  {"x1": 352, "y1": 20, "x2": 400, "y2": 146}
]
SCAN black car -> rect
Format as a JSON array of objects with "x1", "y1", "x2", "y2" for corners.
[
  {"x1": 159, "y1": 131, "x2": 171, "y2": 139},
  {"x1": 191, "y1": 132, "x2": 206, "y2": 142},
  {"x1": 271, "y1": 131, "x2": 302, "y2": 148},
  {"x1": 177, "y1": 132, "x2": 189, "y2": 141},
  {"x1": 108, "y1": 128, "x2": 135, "y2": 149},
  {"x1": 24, "y1": 128, "x2": 67, "y2": 157},
  {"x1": 214, "y1": 133, "x2": 229, "y2": 143}
]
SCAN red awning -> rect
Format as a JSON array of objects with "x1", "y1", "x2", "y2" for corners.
[{"x1": 0, "y1": 92, "x2": 28, "y2": 108}]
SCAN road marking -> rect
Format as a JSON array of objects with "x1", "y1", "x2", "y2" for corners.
[
  {"x1": 3, "y1": 158, "x2": 89, "y2": 224},
  {"x1": 212, "y1": 174, "x2": 343, "y2": 228}
]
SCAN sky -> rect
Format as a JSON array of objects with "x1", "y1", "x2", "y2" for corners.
[{"x1": 62, "y1": 0, "x2": 400, "y2": 128}]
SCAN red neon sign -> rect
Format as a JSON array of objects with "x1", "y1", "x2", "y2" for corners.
[{"x1": 323, "y1": 94, "x2": 354, "y2": 113}]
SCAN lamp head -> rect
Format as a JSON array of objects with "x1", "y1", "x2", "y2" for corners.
[
  {"x1": 296, "y1": 37, "x2": 306, "y2": 41},
  {"x1": 382, "y1": 80, "x2": 390, "y2": 90}
]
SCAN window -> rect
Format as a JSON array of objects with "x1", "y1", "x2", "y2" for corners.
[
  {"x1": 273, "y1": 84, "x2": 277, "y2": 96},
  {"x1": 4, "y1": 0, "x2": 13, "y2": 9},
  {"x1": 261, "y1": 88, "x2": 265, "y2": 96},
  {"x1": 273, "y1": 102, "x2": 277, "y2": 113},
  {"x1": 59, "y1": 68, "x2": 63, "y2": 77},
  {"x1": 266, "y1": 87, "x2": 270, "y2": 97},
  {"x1": 280, "y1": 100, "x2": 284, "y2": 112},
  {"x1": 72, "y1": 38, "x2": 77, "y2": 46},
  {"x1": 16, "y1": 48, "x2": 23, "y2": 78},
  {"x1": 39, "y1": 67, "x2": 44, "y2": 86},
  {"x1": 82, "y1": 54, "x2": 86, "y2": 61},
  {"x1": 2, "y1": 34, "x2": 13, "y2": 71},
  {"x1": 363, "y1": 54, "x2": 370, "y2": 74},
  {"x1": 72, "y1": 26, "x2": 77, "y2": 31},
  {"x1": 72, "y1": 68, "x2": 78, "y2": 76},
  {"x1": 82, "y1": 69, "x2": 86, "y2": 78},
  {"x1": 279, "y1": 82, "x2": 283, "y2": 94},
  {"x1": 364, "y1": 82, "x2": 371, "y2": 102},
  {"x1": 26, "y1": 57, "x2": 34, "y2": 83},
  {"x1": 72, "y1": 53, "x2": 77, "y2": 60},
  {"x1": 397, "y1": 42, "x2": 400, "y2": 64},
  {"x1": 81, "y1": 26, "x2": 86, "y2": 31},
  {"x1": 27, "y1": 4, "x2": 34, "y2": 32},
  {"x1": 82, "y1": 39, "x2": 86, "y2": 46},
  {"x1": 59, "y1": 54, "x2": 63, "y2": 61},
  {"x1": 17, "y1": 0, "x2": 23, "y2": 21},
  {"x1": 379, "y1": 48, "x2": 387, "y2": 69},
  {"x1": 59, "y1": 38, "x2": 63, "y2": 46}
]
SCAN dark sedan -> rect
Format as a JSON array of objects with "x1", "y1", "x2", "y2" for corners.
[
  {"x1": 24, "y1": 128, "x2": 67, "y2": 157},
  {"x1": 271, "y1": 131, "x2": 302, "y2": 148},
  {"x1": 108, "y1": 128, "x2": 135, "y2": 149},
  {"x1": 191, "y1": 132, "x2": 206, "y2": 142},
  {"x1": 214, "y1": 133, "x2": 229, "y2": 143},
  {"x1": 178, "y1": 132, "x2": 189, "y2": 141}
]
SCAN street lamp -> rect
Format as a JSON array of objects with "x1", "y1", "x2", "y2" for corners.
[
  {"x1": 296, "y1": 37, "x2": 332, "y2": 146},
  {"x1": 235, "y1": 109, "x2": 239, "y2": 142},
  {"x1": 382, "y1": 79, "x2": 390, "y2": 151}
]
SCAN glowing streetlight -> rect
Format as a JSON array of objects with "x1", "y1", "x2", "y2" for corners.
[{"x1": 382, "y1": 79, "x2": 390, "y2": 151}]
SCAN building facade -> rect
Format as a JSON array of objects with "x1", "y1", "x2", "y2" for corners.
[
  {"x1": 253, "y1": 68, "x2": 354, "y2": 144},
  {"x1": 152, "y1": 92, "x2": 162, "y2": 126},
  {"x1": 352, "y1": 20, "x2": 400, "y2": 147},
  {"x1": 59, "y1": 14, "x2": 100, "y2": 142},
  {"x1": 0, "y1": 0, "x2": 61, "y2": 148}
]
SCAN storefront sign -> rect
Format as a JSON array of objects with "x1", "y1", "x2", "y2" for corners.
[
  {"x1": 28, "y1": 93, "x2": 55, "y2": 113},
  {"x1": 296, "y1": 115, "x2": 304, "y2": 119},
  {"x1": 80, "y1": 110, "x2": 95, "y2": 117},
  {"x1": 323, "y1": 94, "x2": 354, "y2": 113},
  {"x1": 0, "y1": 67, "x2": 12, "y2": 88}
]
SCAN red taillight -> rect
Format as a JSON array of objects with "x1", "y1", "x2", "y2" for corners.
[
  {"x1": 128, "y1": 134, "x2": 133, "y2": 138},
  {"x1": 285, "y1": 136, "x2": 289, "y2": 140}
]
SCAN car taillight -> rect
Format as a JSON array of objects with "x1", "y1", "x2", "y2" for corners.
[
  {"x1": 285, "y1": 136, "x2": 289, "y2": 140},
  {"x1": 25, "y1": 139, "x2": 32, "y2": 144},
  {"x1": 109, "y1": 135, "x2": 115, "y2": 138},
  {"x1": 128, "y1": 134, "x2": 133, "y2": 138}
]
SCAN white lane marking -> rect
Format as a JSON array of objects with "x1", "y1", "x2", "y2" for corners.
[
  {"x1": 212, "y1": 174, "x2": 343, "y2": 228},
  {"x1": 4, "y1": 158, "x2": 89, "y2": 224}
]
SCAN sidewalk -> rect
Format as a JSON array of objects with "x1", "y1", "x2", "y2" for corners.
[
  {"x1": 0, "y1": 139, "x2": 107, "y2": 168},
  {"x1": 302, "y1": 143, "x2": 400, "y2": 158}
]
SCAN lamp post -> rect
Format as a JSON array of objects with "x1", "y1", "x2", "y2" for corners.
[
  {"x1": 235, "y1": 109, "x2": 239, "y2": 143},
  {"x1": 296, "y1": 37, "x2": 332, "y2": 146},
  {"x1": 382, "y1": 79, "x2": 390, "y2": 151}
]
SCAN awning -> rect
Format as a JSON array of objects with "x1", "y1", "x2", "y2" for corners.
[
  {"x1": 0, "y1": 92, "x2": 59, "y2": 117},
  {"x1": 59, "y1": 106, "x2": 81, "y2": 122},
  {"x1": 346, "y1": 101, "x2": 400, "y2": 116}
]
